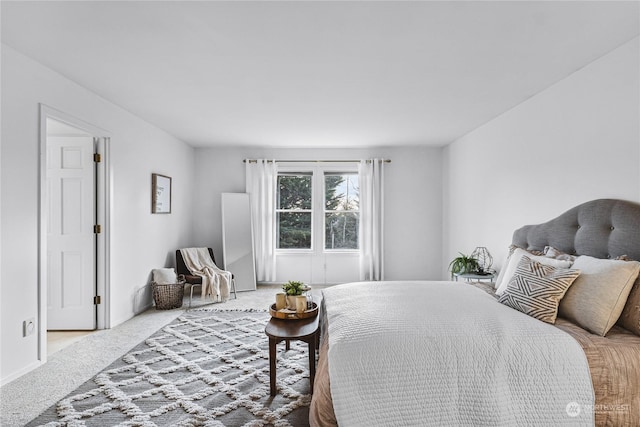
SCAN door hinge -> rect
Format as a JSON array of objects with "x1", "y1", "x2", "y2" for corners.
[
  {"x1": 94, "y1": 295, "x2": 101, "y2": 305},
  {"x1": 93, "y1": 153, "x2": 101, "y2": 163},
  {"x1": 94, "y1": 224, "x2": 102, "y2": 234}
]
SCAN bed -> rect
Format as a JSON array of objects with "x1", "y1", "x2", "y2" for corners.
[{"x1": 309, "y1": 199, "x2": 640, "y2": 426}]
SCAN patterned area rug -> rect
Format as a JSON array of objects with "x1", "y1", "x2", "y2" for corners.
[{"x1": 27, "y1": 310, "x2": 312, "y2": 426}]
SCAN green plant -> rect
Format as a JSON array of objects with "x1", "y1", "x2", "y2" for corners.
[
  {"x1": 448, "y1": 253, "x2": 479, "y2": 277},
  {"x1": 282, "y1": 280, "x2": 306, "y2": 296}
]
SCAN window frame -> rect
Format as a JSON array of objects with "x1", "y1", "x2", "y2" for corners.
[
  {"x1": 323, "y1": 171, "x2": 360, "y2": 252},
  {"x1": 275, "y1": 170, "x2": 314, "y2": 253},
  {"x1": 275, "y1": 163, "x2": 360, "y2": 254}
]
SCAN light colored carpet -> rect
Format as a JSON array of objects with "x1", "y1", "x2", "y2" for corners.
[
  {"x1": 26, "y1": 310, "x2": 313, "y2": 426},
  {"x1": 0, "y1": 284, "x2": 328, "y2": 426}
]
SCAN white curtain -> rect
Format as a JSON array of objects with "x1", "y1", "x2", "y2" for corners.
[
  {"x1": 358, "y1": 159, "x2": 385, "y2": 281},
  {"x1": 245, "y1": 160, "x2": 277, "y2": 282}
]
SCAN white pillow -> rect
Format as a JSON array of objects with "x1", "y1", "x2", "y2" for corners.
[
  {"x1": 153, "y1": 268, "x2": 177, "y2": 285},
  {"x1": 495, "y1": 248, "x2": 573, "y2": 296},
  {"x1": 493, "y1": 245, "x2": 543, "y2": 290},
  {"x1": 493, "y1": 252, "x2": 511, "y2": 290}
]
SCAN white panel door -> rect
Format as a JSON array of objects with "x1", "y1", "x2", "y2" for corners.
[{"x1": 47, "y1": 136, "x2": 96, "y2": 330}]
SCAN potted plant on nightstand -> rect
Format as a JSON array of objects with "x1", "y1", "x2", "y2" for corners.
[{"x1": 448, "y1": 253, "x2": 479, "y2": 280}]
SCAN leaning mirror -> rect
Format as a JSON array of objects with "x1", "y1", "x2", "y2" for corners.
[{"x1": 221, "y1": 193, "x2": 257, "y2": 291}]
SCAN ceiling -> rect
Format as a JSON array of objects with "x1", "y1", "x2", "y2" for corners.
[{"x1": 2, "y1": 1, "x2": 638, "y2": 148}]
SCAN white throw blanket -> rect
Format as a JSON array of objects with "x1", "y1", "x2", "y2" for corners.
[
  {"x1": 180, "y1": 248, "x2": 232, "y2": 302},
  {"x1": 324, "y1": 281, "x2": 594, "y2": 426}
]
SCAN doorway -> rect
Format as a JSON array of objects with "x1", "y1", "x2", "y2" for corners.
[
  {"x1": 46, "y1": 121, "x2": 96, "y2": 330},
  {"x1": 39, "y1": 105, "x2": 110, "y2": 360}
]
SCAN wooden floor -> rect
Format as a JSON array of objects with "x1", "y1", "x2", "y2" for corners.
[{"x1": 47, "y1": 330, "x2": 97, "y2": 355}]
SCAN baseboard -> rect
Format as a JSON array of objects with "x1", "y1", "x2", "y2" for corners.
[
  {"x1": 256, "y1": 281, "x2": 282, "y2": 286},
  {"x1": 258, "y1": 281, "x2": 340, "y2": 287},
  {"x1": 133, "y1": 283, "x2": 154, "y2": 315},
  {"x1": 1, "y1": 360, "x2": 43, "y2": 387}
]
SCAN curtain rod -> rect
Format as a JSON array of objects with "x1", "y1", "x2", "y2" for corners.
[{"x1": 243, "y1": 159, "x2": 391, "y2": 164}]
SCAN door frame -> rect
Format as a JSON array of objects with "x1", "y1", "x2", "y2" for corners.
[{"x1": 38, "y1": 104, "x2": 111, "y2": 362}]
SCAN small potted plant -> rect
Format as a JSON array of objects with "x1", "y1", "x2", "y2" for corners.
[
  {"x1": 282, "y1": 280, "x2": 306, "y2": 296},
  {"x1": 282, "y1": 280, "x2": 308, "y2": 310},
  {"x1": 448, "y1": 253, "x2": 479, "y2": 279}
]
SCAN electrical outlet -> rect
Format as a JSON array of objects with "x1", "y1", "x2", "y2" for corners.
[{"x1": 23, "y1": 318, "x2": 35, "y2": 337}]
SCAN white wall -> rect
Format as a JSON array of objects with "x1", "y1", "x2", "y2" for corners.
[
  {"x1": 192, "y1": 146, "x2": 443, "y2": 282},
  {"x1": 443, "y1": 37, "x2": 640, "y2": 279},
  {"x1": 5, "y1": 33, "x2": 635, "y2": 385},
  {"x1": 1, "y1": 45, "x2": 195, "y2": 384}
]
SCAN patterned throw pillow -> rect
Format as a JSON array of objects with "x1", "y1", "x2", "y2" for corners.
[
  {"x1": 499, "y1": 256, "x2": 581, "y2": 324},
  {"x1": 495, "y1": 248, "x2": 573, "y2": 296}
]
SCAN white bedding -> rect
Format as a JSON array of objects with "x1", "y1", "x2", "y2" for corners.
[{"x1": 324, "y1": 281, "x2": 594, "y2": 426}]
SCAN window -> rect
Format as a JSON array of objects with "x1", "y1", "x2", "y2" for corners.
[
  {"x1": 276, "y1": 168, "x2": 359, "y2": 252},
  {"x1": 276, "y1": 173, "x2": 312, "y2": 249},
  {"x1": 324, "y1": 173, "x2": 359, "y2": 250}
]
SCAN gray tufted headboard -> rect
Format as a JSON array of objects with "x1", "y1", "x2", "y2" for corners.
[{"x1": 512, "y1": 199, "x2": 640, "y2": 262}]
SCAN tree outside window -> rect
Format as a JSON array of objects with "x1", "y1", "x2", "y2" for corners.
[
  {"x1": 276, "y1": 170, "x2": 359, "y2": 251},
  {"x1": 325, "y1": 173, "x2": 359, "y2": 250},
  {"x1": 276, "y1": 174, "x2": 312, "y2": 249}
]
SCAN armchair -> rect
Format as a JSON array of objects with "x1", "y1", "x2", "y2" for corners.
[{"x1": 176, "y1": 248, "x2": 237, "y2": 307}]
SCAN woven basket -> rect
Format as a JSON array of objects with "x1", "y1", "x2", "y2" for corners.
[{"x1": 152, "y1": 281, "x2": 185, "y2": 310}]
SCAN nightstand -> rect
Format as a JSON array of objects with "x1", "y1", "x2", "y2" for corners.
[{"x1": 453, "y1": 272, "x2": 496, "y2": 283}]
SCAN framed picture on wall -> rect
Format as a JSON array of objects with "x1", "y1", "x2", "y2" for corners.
[{"x1": 152, "y1": 173, "x2": 172, "y2": 214}]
